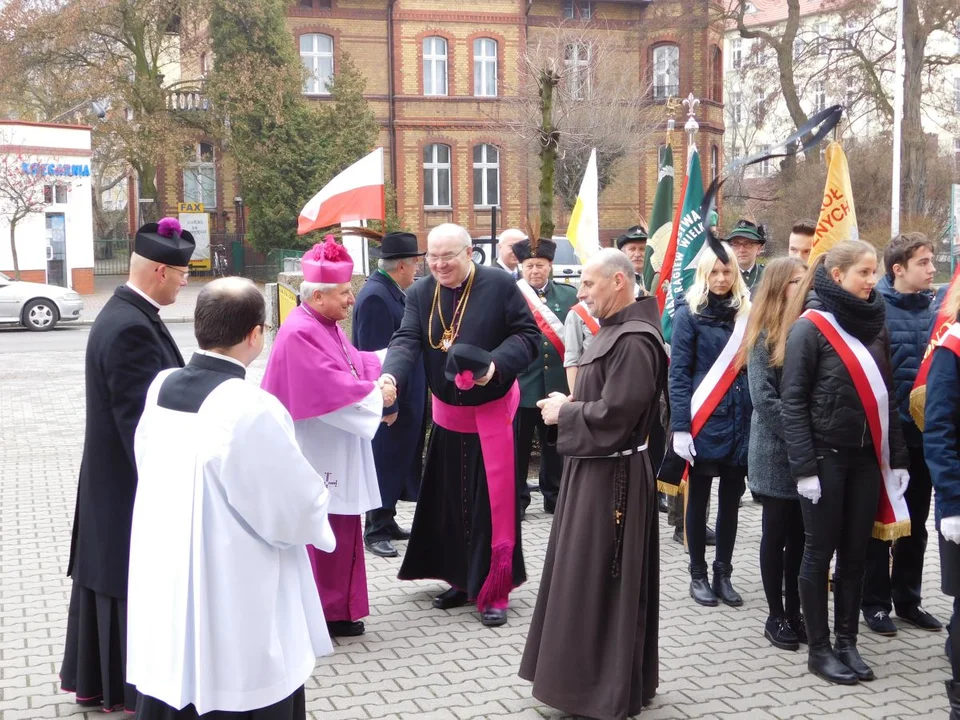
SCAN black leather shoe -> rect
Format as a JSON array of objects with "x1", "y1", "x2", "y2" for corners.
[
  {"x1": 765, "y1": 615, "x2": 799, "y2": 651},
  {"x1": 390, "y1": 526, "x2": 412, "y2": 541},
  {"x1": 432, "y1": 588, "x2": 469, "y2": 610},
  {"x1": 327, "y1": 620, "x2": 364, "y2": 637},
  {"x1": 690, "y1": 566, "x2": 718, "y2": 607},
  {"x1": 658, "y1": 493, "x2": 669, "y2": 513},
  {"x1": 836, "y1": 642, "x2": 875, "y2": 681},
  {"x1": 543, "y1": 503, "x2": 556, "y2": 514},
  {"x1": 897, "y1": 605, "x2": 943, "y2": 631},
  {"x1": 480, "y1": 608, "x2": 507, "y2": 627},
  {"x1": 807, "y1": 647, "x2": 859, "y2": 685},
  {"x1": 789, "y1": 613, "x2": 808, "y2": 644},
  {"x1": 705, "y1": 526, "x2": 717, "y2": 546},
  {"x1": 366, "y1": 539, "x2": 399, "y2": 558},
  {"x1": 712, "y1": 562, "x2": 743, "y2": 607},
  {"x1": 673, "y1": 527, "x2": 684, "y2": 545}
]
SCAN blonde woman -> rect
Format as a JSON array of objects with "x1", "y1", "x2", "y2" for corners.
[
  {"x1": 742, "y1": 257, "x2": 807, "y2": 650},
  {"x1": 669, "y1": 242, "x2": 752, "y2": 608},
  {"x1": 780, "y1": 240, "x2": 908, "y2": 685}
]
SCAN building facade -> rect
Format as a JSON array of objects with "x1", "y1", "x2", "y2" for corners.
[
  {"x1": 154, "y1": 0, "x2": 725, "y2": 246},
  {"x1": 0, "y1": 121, "x2": 95, "y2": 293}
]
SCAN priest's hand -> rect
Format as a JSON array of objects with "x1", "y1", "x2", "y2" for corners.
[
  {"x1": 378, "y1": 379, "x2": 397, "y2": 406},
  {"x1": 474, "y1": 361, "x2": 497, "y2": 387},
  {"x1": 537, "y1": 392, "x2": 570, "y2": 426},
  {"x1": 383, "y1": 412, "x2": 398, "y2": 427}
]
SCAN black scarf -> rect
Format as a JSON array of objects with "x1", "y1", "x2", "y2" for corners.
[
  {"x1": 698, "y1": 291, "x2": 738, "y2": 323},
  {"x1": 813, "y1": 264, "x2": 886, "y2": 343}
]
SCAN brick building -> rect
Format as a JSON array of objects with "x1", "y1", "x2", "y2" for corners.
[{"x1": 157, "y1": 0, "x2": 725, "y2": 246}]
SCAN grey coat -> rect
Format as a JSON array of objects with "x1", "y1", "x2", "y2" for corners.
[{"x1": 746, "y1": 333, "x2": 796, "y2": 500}]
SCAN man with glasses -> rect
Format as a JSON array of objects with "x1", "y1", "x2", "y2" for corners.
[
  {"x1": 380, "y1": 223, "x2": 540, "y2": 627},
  {"x1": 725, "y1": 219, "x2": 767, "y2": 290},
  {"x1": 61, "y1": 218, "x2": 194, "y2": 714}
]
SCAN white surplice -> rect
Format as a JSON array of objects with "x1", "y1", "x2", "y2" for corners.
[
  {"x1": 294, "y1": 382, "x2": 384, "y2": 516},
  {"x1": 128, "y1": 368, "x2": 336, "y2": 715}
]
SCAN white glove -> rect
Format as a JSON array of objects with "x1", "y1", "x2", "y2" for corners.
[
  {"x1": 942, "y1": 516, "x2": 960, "y2": 545},
  {"x1": 797, "y1": 476, "x2": 821, "y2": 504},
  {"x1": 673, "y1": 431, "x2": 696, "y2": 466},
  {"x1": 891, "y1": 469, "x2": 910, "y2": 500}
]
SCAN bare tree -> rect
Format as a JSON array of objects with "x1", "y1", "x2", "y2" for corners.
[
  {"x1": 498, "y1": 22, "x2": 661, "y2": 237},
  {"x1": 0, "y1": 142, "x2": 53, "y2": 279}
]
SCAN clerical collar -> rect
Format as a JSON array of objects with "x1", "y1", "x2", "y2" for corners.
[
  {"x1": 126, "y1": 281, "x2": 161, "y2": 310},
  {"x1": 195, "y1": 349, "x2": 247, "y2": 371},
  {"x1": 301, "y1": 302, "x2": 336, "y2": 327}
]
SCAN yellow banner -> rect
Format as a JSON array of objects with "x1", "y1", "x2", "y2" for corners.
[
  {"x1": 278, "y1": 283, "x2": 299, "y2": 326},
  {"x1": 810, "y1": 142, "x2": 858, "y2": 261}
]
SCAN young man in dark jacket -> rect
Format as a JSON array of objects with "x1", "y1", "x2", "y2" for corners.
[{"x1": 862, "y1": 232, "x2": 943, "y2": 635}]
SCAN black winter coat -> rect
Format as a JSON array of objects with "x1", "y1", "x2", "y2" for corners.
[
  {"x1": 67, "y1": 286, "x2": 184, "y2": 599},
  {"x1": 877, "y1": 275, "x2": 938, "y2": 447},
  {"x1": 669, "y1": 294, "x2": 751, "y2": 466},
  {"x1": 781, "y1": 290, "x2": 908, "y2": 480}
]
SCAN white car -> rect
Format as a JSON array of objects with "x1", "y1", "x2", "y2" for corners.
[{"x1": 0, "y1": 271, "x2": 84, "y2": 331}]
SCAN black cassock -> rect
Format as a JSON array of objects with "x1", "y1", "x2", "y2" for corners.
[
  {"x1": 382, "y1": 263, "x2": 539, "y2": 599},
  {"x1": 61, "y1": 286, "x2": 184, "y2": 713}
]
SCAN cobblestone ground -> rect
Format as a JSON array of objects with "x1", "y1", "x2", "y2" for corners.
[{"x1": 0, "y1": 328, "x2": 954, "y2": 719}]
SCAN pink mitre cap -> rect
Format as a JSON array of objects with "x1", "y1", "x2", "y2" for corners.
[{"x1": 302, "y1": 235, "x2": 353, "y2": 283}]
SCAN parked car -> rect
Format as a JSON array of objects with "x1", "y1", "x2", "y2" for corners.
[{"x1": 0, "y1": 272, "x2": 84, "y2": 331}]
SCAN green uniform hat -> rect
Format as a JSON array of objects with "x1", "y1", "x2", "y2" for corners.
[
  {"x1": 615, "y1": 224, "x2": 648, "y2": 250},
  {"x1": 724, "y1": 219, "x2": 766, "y2": 245}
]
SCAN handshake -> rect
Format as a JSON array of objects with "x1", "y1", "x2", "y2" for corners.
[{"x1": 377, "y1": 376, "x2": 398, "y2": 426}]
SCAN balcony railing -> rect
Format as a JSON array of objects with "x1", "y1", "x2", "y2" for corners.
[{"x1": 166, "y1": 90, "x2": 210, "y2": 112}]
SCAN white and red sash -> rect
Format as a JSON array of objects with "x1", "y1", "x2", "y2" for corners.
[
  {"x1": 517, "y1": 279, "x2": 565, "y2": 356},
  {"x1": 803, "y1": 309, "x2": 911, "y2": 540},
  {"x1": 941, "y1": 322, "x2": 960, "y2": 358},
  {"x1": 572, "y1": 301, "x2": 600, "y2": 336},
  {"x1": 690, "y1": 315, "x2": 748, "y2": 437}
]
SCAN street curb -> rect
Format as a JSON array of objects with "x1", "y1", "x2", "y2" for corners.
[{"x1": 77, "y1": 315, "x2": 194, "y2": 326}]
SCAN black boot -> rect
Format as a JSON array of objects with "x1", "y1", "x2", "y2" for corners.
[
  {"x1": 834, "y1": 577, "x2": 875, "y2": 681},
  {"x1": 712, "y1": 561, "x2": 743, "y2": 607},
  {"x1": 946, "y1": 680, "x2": 960, "y2": 720},
  {"x1": 690, "y1": 565, "x2": 718, "y2": 607},
  {"x1": 800, "y1": 575, "x2": 858, "y2": 685}
]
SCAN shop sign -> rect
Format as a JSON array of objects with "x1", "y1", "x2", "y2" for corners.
[{"x1": 20, "y1": 162, "x2": 91, "y2": 177}]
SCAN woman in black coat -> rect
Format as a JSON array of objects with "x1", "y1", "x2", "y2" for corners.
[
  {"x1": 781, "y1": 240, "x2": 909, "y2": 686},
  {"x1": 744, "y1": 257, "x2": 807, "y2": 650},
  {"x1": 670, "y1": 241, "x2": 752, "y2": 608},
  {"x1": 923, "y1": 285, "x2": 960, "y2": 716}
]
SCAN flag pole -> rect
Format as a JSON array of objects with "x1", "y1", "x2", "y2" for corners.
[{"x1": 891, "y1": 0, "x2": 905, "y2": 236}]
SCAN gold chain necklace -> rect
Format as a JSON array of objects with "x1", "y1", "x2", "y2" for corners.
[{"x1": 428, "y1": 264, "x2": 476, "y2": 352}]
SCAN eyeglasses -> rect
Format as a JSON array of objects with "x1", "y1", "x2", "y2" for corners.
[
  {"x1": 161, "y1": 265, "x2": 190, "y2": 279},
  {"x1": 729, "y1": 240, "x2": 760, "y2": 249},
  {"x1": 425, "y1": 247, "x2": 467, "y2": 265}
]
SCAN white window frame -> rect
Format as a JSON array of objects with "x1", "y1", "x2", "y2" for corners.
[
  {"x1": 184, "y1": 142, "x2": 216, "y2": 208},
  {"x1": 423, "y1": 143, "x2": 452, "y2": 209},
  {"x1": 759, "y1": 145, "x2": 771, "y2": 176},
  {"x1": 814, "y1": 81, "x2": 826, "y2": 112},
  {"x1": 732, "y1": 38, "x2": 742, "y2": 70},
  {"x1": 473, "y1": 38, "x2": 497, "y2": 97},
  {"x1": 710, "y1": 145, "x2": 719, "y2": 181},
  {"x1": 816, "y1": 22, "x2": 829, "y2": 56},
  {"x1": 300, "y1": 33, "x2": 334, "y2": 96},
  {"x1": 955, "y1": 77, "x2": 960, "y2": 113},
  {"x1": 472, "y1": 144, "x2": 500, "y2": 208},
  {"x1": 653, "y1": 44, "x2": 680, "y2": 100},
  {"x1": 845, "y1": 77, "x2": 856, "y2": 108},
  {"x1": 732, "y1": 91, "x2": 743, "y2": 124},
  {"x1": 423, "y1": 36, "x2": 448, "y2": 97},
  {"x1": 565, "y1": 42, "x2": 591, "y2": 99}
]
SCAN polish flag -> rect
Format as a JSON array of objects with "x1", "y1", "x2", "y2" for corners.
[{"x1": 297, "y1": 147, "x2": 385, "y2": 235}]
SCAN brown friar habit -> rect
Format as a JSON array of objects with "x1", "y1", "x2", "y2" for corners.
[{"x1": 519, "y1": 297, "x2": 666, "y2": 720}]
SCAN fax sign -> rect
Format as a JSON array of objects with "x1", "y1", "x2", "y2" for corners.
[{"x1": 178, "y1": 202, "x2": 204, "y2": 213}]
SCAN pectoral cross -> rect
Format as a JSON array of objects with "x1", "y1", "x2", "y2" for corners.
[{"x1": 615, "y1": 509, "x2": 623, "y2": 525}]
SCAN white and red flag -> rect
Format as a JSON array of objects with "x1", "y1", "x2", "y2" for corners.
[{"x1": 297, "y1": 147, "x2": 385, "y2": 235}]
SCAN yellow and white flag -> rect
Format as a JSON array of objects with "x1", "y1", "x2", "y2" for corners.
[
  {"x1": 810, "y1": 141, "x2": 858, "y2": 261},
  {"x1": 567, "y1": 148, "x2": 600, "y2": 264}
]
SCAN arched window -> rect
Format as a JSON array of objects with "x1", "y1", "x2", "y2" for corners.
[
  {"x1": 473, "y1": 38, "x2": 497, "y2": 97},
  {"x1": 423, "y1": 37, "x2": 448, "y2": 96},
  {"x1": 710, "y1": 145, "x2": 719, "y2": 181},
  {"x1": 300, "y1": 33, "x2": 334, "y2": 95},
  {"x1": 652, "y1": 44, "x2": 679, "y2": 100},
  {"x1": 473, "y1": 144, "x2": 500, "y2": 207},
  {"x1": 423, "y1": 144, "x2": 452, "y2": 208},
  {"x1": 711, "y1": 45, "x2": 722, "y2": 102}
]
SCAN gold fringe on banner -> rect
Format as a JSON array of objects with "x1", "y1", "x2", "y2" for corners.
[
  {"x1": 909, "y1": 386, "x2": 927, "y2": 431},
  {"x1": 873, "y1": 519, "x2": 912, "y2": 542}
]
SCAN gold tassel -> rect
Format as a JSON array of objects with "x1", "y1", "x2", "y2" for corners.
[
  {"x1": 872, "y1": 519, "x2": 912, "y2": 542},
  {"x1": 909, "y1": 386, "x2": 926, "y2": 431},
  {"x1": 657, "y1": 480, "x2": 682, "y2": 496}
]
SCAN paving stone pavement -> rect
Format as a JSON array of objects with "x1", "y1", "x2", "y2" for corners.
[{"x1": 0, "y1": 330, "x2": 955, "y2": 720}]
